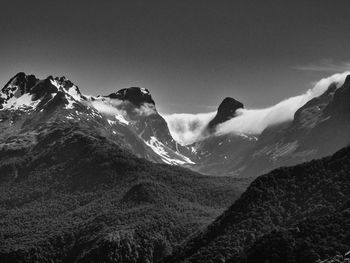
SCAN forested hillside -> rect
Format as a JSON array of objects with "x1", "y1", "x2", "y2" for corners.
[
  {"x1": 0, "y1": 124, "x2": 243, "y2": 262},
  {"x1": 167, "y1": 145, "x2": 350, "y2": 262}
]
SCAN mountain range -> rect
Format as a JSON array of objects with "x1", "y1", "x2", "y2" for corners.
[
  {"x1": 0, "y1": 73, "x2": 243, "y2": 262},
  {"x1": 2, "y1": 72, "x2": 349, "y2": 181},
  {"x1": 188, "y1": 75, "x2": 350, "y2": 181},
  {"x1": 0, "y1": 72, "x2": 349, "y2": 262}
]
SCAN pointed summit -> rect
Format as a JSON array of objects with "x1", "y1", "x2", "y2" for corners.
[
  {"x1": 107, "y1": 87, "x2": 155, "y2": 107},
  {"x1": 0, "y1": 73, "x2": 85, "y2": 111},
  {"x1": 1, "y1": 72, "x2": 38, "y2": 99},
  {"x1": 208, "y1": 97, "x2": 243, "y2": 131}
]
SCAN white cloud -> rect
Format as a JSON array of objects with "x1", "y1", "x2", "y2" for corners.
[
  {"x1": 162, "y1": 112, "x2": 216, "y2": 145},
  {"x1": 91, "y1": 97, "x2": 157, "y2": 118},
  {"x1": 134, "y1": 103, "x2": 157, "y2": 116},
  {"x1": 90, "y1": 98, "x2": 127, "y2": 117},
  {"x1": 164, "y1": 71, "x2": 350, "y2": 145}
]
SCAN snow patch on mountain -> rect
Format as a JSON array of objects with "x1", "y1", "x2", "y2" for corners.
[
  {"x1": 65, "y1": 97, "x2": 76, "y2": 109},
  {"x1": 107, "y1": 119, "x2": 116, "y2": 126},
  {"x1": 115, "y1": 114, "x2": 129, "y2": 125},
  {"x1": 140, "y1": 87, "x2": 149, "y2": 95},
  {"x1": 90, "y1": 99, "x2": 130, "y2": 125},
  {"x1": 66, "y1": 86, "x2": 82, "y2": 101},
  {"x1": 145, "y1": 136, "x2": 195, "y2": 165},
  {"x1": 2, "y1": 93, "x2": 40, "y2": 110}
]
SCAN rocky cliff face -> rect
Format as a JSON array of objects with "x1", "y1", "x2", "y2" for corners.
[
  {"x1": 207, "y1": 97, "x2": 244, "y2": 132},
  {"x1": 0, "y1": 73, "x2": 194, "y2": 166}
]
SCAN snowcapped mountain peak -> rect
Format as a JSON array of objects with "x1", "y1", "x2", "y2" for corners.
[
  {"x1": 49, "y1": 78, "x2": 85, "y2": 109},
  {"x1": 1, "y1": 72, "x2": 38, "y2": 101},
  {"x1": 106, "y1": 87, "x2": 155, "y2": 107},
  {"x1": 0, "y1": 73, "x2": 88, "y2": 112},
  {"x1": 0, "y1": 73, "x2": 195, "y2": 167}
]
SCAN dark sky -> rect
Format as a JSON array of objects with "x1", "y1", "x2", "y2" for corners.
[{"x1": 1, "y1": 0, "x2": 350, "y2": 114}]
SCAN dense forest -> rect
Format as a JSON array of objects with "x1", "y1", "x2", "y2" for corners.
[
  {"x1": 1, "y1": 74, "x2": 350, "y2": 262},
  {"x1": 166, "y1": 145, "x2": 350, "y2": 263},
  {"x1": 0, "y1": 125, "x2": 244, "y2": 262},
  {"x1": 243, "y1": 202, "x2": 350, "y2": 263}
]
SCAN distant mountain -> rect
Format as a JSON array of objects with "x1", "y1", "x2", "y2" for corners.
[
  {"x1": 238, "y1": 76, "x2": 350, "y2": 178},
  {"x1": 2, "y1": 72, "x2": 349, "y2": 183},
  {"x1": 187, "y1": 97, "x2": 256, "y2": 180},
  {"x1": 189, "y1": 132, "x2": 256, "y2": 178},
  {"x1": 0, "y1": 73, "x2": 244, "y2": 262},
  {"x1": 189, "y1": 75, "x2": 350, "y2": 180},
  {"x1": 165, "y1": 145, "x2": 350, "y2": 262},
  {"x1": 105, "y1": 86, "x2": 193, "y2": 163},
  {"x1": 207, "y1": 97, "x2": 243, "y2": 132},
  {"x1": 0, "y1": 73, "x2": 194, "y2": 166},
  {"x1": 1, "y1": 72, "x2": 350, "y2": 262}
]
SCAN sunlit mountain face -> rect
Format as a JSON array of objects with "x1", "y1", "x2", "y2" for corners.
[
  {"x1": 0, "y1": 72, "x2": 244, "y2": 262},
  {"x1": 1, "y1": 71, "x2": 350, "y2": 182},
  {"x1": 2, "y1": 1, "x2": 350, "y2": 262},
  {"x1": 0, "y1": 67, "x2": 350, "y2": 262},
  {"x1": 1, "y1": 70, "x2": 350, "y2": 262}
]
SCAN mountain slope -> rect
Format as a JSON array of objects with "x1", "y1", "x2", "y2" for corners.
[
  {"x1": 166, "y1": 145, "x2": 350, "y2": 262},
  {"x1": 105, "y1": 87, "x2": 194, "y2": 164},
  {"x1": 0, "y1": 73, "x2": 194, "y2": 167},
  {"x1": 188, "y1": 97, "x2": 256, "y2": 179},
  {"x1": 0, "y1": 73, "x2": 243, "y2": 262},
  {"x1": 243, "y1": 202, "x2": 350, "y2": 263},
  {"x1": 191, "y1": 75, "x2": 350, "y2": 179},
  {"x1": 5, "y1": 72, "x2": 349, "y2": 182},
  {"x1": 0, "y1": 112, "x2": 242, "y2": 263}
]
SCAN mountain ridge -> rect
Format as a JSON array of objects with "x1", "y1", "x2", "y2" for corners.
[
  {"x1": 0, "y1": 98, "x2": 243, "y2": 262},
  {"x1": 1, "y1": 71, "x2": 350, "y2": 262},
  {"x1": 0, "y1": 72, "x2": 195, "y2": 166},
  {"x1": 2, "y1": 72, "x2": 350, "y2": 183},
  {"x1": 165, "y1": 145, "x2": 350, "y2": 262}
]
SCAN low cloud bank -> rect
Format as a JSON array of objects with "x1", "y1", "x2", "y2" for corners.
[
  {"x1": 163, "y1": 112, "x2": 216, "y2": 145},
  {"x1": 164, "y1": 72, "x2": 350, "y2": 145},
  {"x1": 90, "y1": 98, "x2": 126, "y2": 117},
  {"x1": 91, "y1": 98, "x2": 156, "y2": 118},
  {"x1": 134, "y1": 103, "x2": 157, "y2": 116}
]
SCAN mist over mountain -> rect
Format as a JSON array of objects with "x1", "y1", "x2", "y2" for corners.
[
  {"x1": 164, "y1": 72, "x2": 350, "y2": 183},
  {"x1": 164, "y1": 72, "x2": 349, "y2": 145},
  {"x1": 2, "y1": 1, "x2": 350, "y2": 262},
  {"x1": 1, "y1": 71, "x2": 350, "y2": 181},
  {"x1": 0, "y1": 73, "x2": 244, "y2": 262},
  {"x1": 0, "y1": 70, "x2": 350, "y2": 263}
]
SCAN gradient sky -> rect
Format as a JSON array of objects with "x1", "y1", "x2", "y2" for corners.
[{"x1": 0, "y1": 0, "x2": 350, "y2": 114}]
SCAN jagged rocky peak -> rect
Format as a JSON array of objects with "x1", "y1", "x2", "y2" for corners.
[
  {"x1": 107, "y1": 87, "x2": 155, "y2": 107},
  {"x1": 0, "y1": 73, "x2": 84, "y2": 111},
  {"x1": 1, "y1": 72, "x2": 39, "y2": 98},
  {"x1": 51, "y1": 76, "x2": 80, "y2": 92},
  {"x1": 208, "y1": 97, "x2": 244, "y2": 130},
  {"x1": 1, "y1": 73, "x2": 82, "y2": 99}
]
